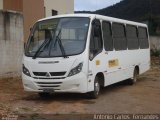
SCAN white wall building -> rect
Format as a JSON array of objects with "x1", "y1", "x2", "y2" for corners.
[
  {"x1": 44, "y1": 0, "x2": 74, "y2": 17},
  {"x1": 0, "y1": 0, "x2": 3, "y2": 9}
]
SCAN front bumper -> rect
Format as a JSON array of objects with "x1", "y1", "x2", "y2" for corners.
[{"x1": 22, "y1": 72, "x2": 88, "y2": 93}]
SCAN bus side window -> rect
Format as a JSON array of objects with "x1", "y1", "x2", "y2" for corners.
[
  {"x1": 126, "y1": 25, "x2": 139, "y2": 50},
  {"x1": 102, "y1": 21, "x2": 113, "y2": 51},
  {"x1": 112, "y1": 23, "x2": 127, "y2": 51},
  {"x1": 89, "y1": 20, "x2": 103, "y2": 60},
  {"x1": 138, "y1": 27, "x2": 149, "y2": 49}
]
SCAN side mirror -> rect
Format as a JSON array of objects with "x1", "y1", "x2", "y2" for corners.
[
  {"x1": 89, "y1": 52, "x2": 94, "y2": 60},
  {"x1": 89, "y1": 49, "x2": 98, "y2": 60},
  {"x1": 30, "y1": 27, "x2": 32, "y2": 31},
  {"x1": 94, "y1": 27, "x2": 100, "y2": 37},
  {"x1": 92, "y1": 19, "x2": 100, "y2": 37},
  {"x1": 24, "y1": 43, "x2": 26, "y2": 50}
]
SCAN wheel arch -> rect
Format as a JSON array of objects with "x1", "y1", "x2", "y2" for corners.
[
  {"x1": 95, "y1": 72, "x2": 105, "y2": 87},
  {"x1": 135, "y1": 65, "x2": 140, "y2": 75}
]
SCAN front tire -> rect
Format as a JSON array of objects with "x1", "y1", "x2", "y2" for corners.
[
  {"x1": 88, "y1": 77, "x2": 100, "y2": 99},
  {"x1": 129, "y1": 68, "x2": 139, "y2": 85}
]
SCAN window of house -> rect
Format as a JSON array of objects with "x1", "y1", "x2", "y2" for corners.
[{"x1": 52, "y1": 9, "x2": 58, "y2": 16}]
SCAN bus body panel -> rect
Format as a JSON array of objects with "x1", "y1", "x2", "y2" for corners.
[
  {"x1": 87, "y1": 15, "x2": 150, "y2": 89},
  {"x1": 22, "y1": 14, "x2": 150, "y2": 94},
  {"x1": 104, "y1": 49, "x2": 150, "y2": 86},
  {"x1": 22, "y1": 72, "x2": 88, "y2": 93},
  {"x1": 22, "y1": 53, "x2": 89, "y2": 93},
  {"x1": 88, "y1": 49, "x2": 150, "y2": 89}
]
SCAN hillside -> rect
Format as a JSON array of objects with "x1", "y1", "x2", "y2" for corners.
[
  {"x1": 75, "y1": 0, "x2": 160, "y2": 35},
  {"x1": 76, "y1": 0, "x2": 160, "y2": 21},
  {"x1": 95, "y1": 0, "x2": 160, "y2": 22}
]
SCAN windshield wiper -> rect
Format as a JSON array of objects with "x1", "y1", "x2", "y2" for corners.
[
  {"x1": 32, "y1": 31, "x2": 53, "y2": 59},
  {"x1": 54, "y1": 30, "x2": 68, "y2": 58},
  {"x1": 32, "y1": 40, "x2": 49, "y2": 59},
  {"x1": 33, "y1": 29, "x2": 67, "y2": 59}
]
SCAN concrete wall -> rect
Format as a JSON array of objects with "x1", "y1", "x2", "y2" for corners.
[
  {"x1": 44, "y1": 0, "x2": 74, "y2": 17},
  {"x1": 150, "y1": 36, "x2": 160, "y2": 50},
  {"x1": 0, "y1": 0, "x2": 3, "y2": 9},
  {"x1": 3, "y1": 0, "x2": 23, "y2": 12},
  {"x1": 1, "y1": 0, "x2": 44, "y2": 42},
  {"x1": 0, "y1": 10, "x2": 23, "y2": 77}
]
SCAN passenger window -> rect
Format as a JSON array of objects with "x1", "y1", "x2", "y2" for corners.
[
  {"x1": 112, "y1": 23, "x2": 127, "y2": 50},
  {"x1": 138, "y1": 27, "x2": 149, "y2": 49},
  {"x1": 126, "y1": 25, "x2": 139, "y2": 49},
  {"x1": 102, "y1": 21, "x2": 113, "y2": 51},
  {"x1": 89, "y1": 20, "x2": 103, "y2": 60}
]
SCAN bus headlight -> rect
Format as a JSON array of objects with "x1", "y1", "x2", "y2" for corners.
[
  {"x1": 68, "y1": 63, "x2": 83, "y2": 77},
  {"x1": 23, "y1": 64, "x2": 31, "y2": 77}
]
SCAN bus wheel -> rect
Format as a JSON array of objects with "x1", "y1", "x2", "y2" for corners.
[
  {"x1": 88, "y1": 76, "x2": 100, "y2": 99},
  {"x1": 129, "y1": 68, "x2": 139, "y2": 85}
]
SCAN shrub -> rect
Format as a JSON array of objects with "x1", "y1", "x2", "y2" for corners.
[{"x1": 151, "y1": 49, "x2": 160, "y2": 57}]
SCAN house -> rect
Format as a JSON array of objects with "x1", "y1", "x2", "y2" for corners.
[{"x1": 0, "y1": 0, "x2": 74, "y2": 41}]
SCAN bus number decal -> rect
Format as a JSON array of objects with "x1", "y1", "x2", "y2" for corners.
[
  {"x1": 96, "y1": 60, "x2": 101, "y2": 66},
  {"x1": 108, "y1": 59, "x2": 119, "y2": 68}
]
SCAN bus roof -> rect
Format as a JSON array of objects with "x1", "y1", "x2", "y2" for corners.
[{"x1": 38, "y1": 14, "x2": 147, "y2": 27}]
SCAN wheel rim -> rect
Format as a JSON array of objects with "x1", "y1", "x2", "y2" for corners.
[
  {"x1": 134, "y1": 70, "x2": 137, "y2": 82},
  {"x1": 95, "y1": 81, "x2": 100, "y2": 95}
]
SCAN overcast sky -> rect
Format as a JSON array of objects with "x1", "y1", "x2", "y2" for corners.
[{"x1": 75, "y1": 0, "x2": 121, "y2": 11}]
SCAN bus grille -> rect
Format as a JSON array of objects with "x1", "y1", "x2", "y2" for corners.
[
  {"x1": 50, "y1": 72, "x2": 66, "y2": 76},
  {"x1": 36, "y1": 82, "x2": 62, "y2": 89},
  {"x1": 33, "y1": 72, "x2": 66, "y2": 77},
  {"x1": 33, "y1": 72, "x2": 46, "y2": 76}
]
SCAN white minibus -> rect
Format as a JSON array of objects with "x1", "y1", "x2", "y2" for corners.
[{"x1": 22, "y1": 14, "x2": 150, "y2": 98}]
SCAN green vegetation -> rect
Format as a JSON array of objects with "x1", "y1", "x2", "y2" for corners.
[
  {"x1": 75, "y1": 0, "x2": 160, "y2": 36},
  {"x1": 151, "y1": 49, "x2": 160, "y2": 57}
]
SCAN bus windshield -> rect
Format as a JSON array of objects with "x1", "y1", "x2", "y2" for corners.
[{"x1": 25, "y1": 17, "x2": 90, "y2": 58}]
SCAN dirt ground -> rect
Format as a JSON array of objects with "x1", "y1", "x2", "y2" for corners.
[{"x1": 0, "y1": 57, "x2": 160, "y2": 119}]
